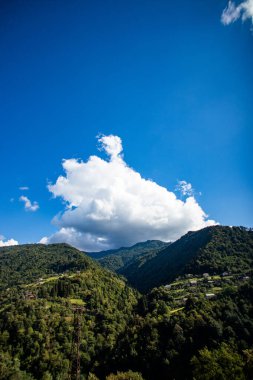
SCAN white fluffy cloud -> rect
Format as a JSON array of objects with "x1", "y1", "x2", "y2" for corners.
[
  {"x1": 19, "y1": 196, "x2": 39, "y2": 212},
  {"x1": 221, "y1": 0, "x2": 253, "y2": 25},
  {"x1": 0, "y1": 236, "x2": 19, "y2": 247},
  {"x1": 19, "y1": 186, "x2": 29, "y2": 191},
  {"x1": 41, "y1": 135, "x2": 216, "y2": 251}
]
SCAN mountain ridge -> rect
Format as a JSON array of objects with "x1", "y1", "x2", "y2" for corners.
[
  {"x1": 120, "y1": 225, "x2": 253, "y2": 292},
  {"x1": 87, "y1": 239, "x2": 170, "y2": 272}
]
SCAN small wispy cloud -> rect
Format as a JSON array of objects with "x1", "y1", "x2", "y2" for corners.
[
  {"x1": 0, "y1": 236, "x2": 19, "y2": 247},
  {"x1": 175, "y1": 180, "x2": 194, "y2": 197},
  {"x1": 221, "y1": 0, "x2": 253, "y2": 26},
  {"x1": 19, "y1": 186, "x2": 29, "y2": 191},
  {"x1": 97, "y1": 134, "x2": 124, "y2": 161},
  {"x1": 19, "y1": 195, "x2": 39, "y2": 212}
]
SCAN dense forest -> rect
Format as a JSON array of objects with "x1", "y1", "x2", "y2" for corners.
[
  {"x1": 0, "y1": 226, "x2": 253, "y2": 379},
  {"x1": 0, "y1": 244, "x2": 139, "y2": 379}
]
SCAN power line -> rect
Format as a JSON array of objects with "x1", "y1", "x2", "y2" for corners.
[{"x1": 68, "y1": 305, "x2": 84, "y2": 380}]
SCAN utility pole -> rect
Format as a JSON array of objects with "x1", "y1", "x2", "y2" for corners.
[{"x1": 68, "y1": 306, "x2": 84, "y2": 380}]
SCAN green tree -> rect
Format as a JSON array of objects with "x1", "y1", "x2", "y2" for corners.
[{"x1": 191, "y1": 343, "x2": 245, "y2": 380}]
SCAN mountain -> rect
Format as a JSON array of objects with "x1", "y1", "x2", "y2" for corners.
[
  {"x1": 1, "y1": 228, "x2": 253, "y2": 379},
  {"x1": 0, "y1": 243, "x2": 138, "y2": 379},
  {"x1": 0, "y1": 243, "x2": 96, "y2": 291},
  {"x1": 120, "y1": 226, "x2": 253, "y2": 292},
  {"x1": 87, "y1": 240, "x2": 170, "y2": 272}
]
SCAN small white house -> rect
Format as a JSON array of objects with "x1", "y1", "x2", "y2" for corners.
[{"x1": 205, "y1": 293, "x2": 215, "y2": 299}]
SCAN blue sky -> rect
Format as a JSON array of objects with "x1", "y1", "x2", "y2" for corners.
[{"x1": 0, "y1": 0, "x2": 252, "y2": 249}]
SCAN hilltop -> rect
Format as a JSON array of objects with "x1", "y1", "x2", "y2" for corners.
[
  {"x1": 0, "y1": 243, "x2": 96, "y2": 291},
  {"x1": 0, "y1": 243, "x2": 138, "y2": 379}
]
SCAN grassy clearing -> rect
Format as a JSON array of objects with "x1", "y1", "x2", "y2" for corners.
[
  {"x1": 23, "y1": 273, "x2": 78, "y2": 288},
  {"x1": 170, "y1": 280, "x2": 185, "y2": 286},
  {"x1": 42, "y1": 274, "x2": 76, "y2": 284},
  {"x1": 42, "y1": 276, "x2": 62, "y2": 283},
  {"x1": 69, "y1": 298, "x2": 85, "y2": 306},
  {"x1": 212, "y1": 275, "x2": 221, "y2": 280},
  {"x1": 171, "y1": 288, "x2": 185, "y2": 294},
  {"x1": 169, "y1": 307, "x2": 184, "y2": 315},
  {"x1": 212, "y1": 287, "x2": 223, "y2": 292}
]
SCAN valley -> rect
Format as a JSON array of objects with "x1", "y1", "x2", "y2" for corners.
[{"x1": 0, "y1": 226, "x2": 252, "y2": 379}]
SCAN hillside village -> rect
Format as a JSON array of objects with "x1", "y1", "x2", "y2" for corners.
[{"x1": 163, "y1": 271, "x2": 251, "y2": 310}]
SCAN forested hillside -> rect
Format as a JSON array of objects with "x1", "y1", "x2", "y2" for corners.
[
  {"x1": 120, "y1": 226, "x2": 253, "y2": 292},
  {"x1": 0, "y1": 244, "x2": 139, "y2": 379},
  {"x1": 0, "y1": 243, "x2": 96, "y2": 291},
  {"x1": 87, "y1": 240, "x2": 169, "y2": 272},
  {"x1": 111, "y1": 280, "x2": 253, "y2": 380},
  {"x1": 0, "y1": 227, "x2": 253, "y2": 379}
]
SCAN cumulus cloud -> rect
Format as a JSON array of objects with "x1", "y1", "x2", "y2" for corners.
[
  {"x1": 221, "y1": 0, "x2": 253, "y2": 25},
  {"x1": 19, "y1": 186, "x2": 29, "y2": 191},
  {"x1": 0, "y1": 236, "x2": 19, "y2": 247},
  {"x1": 41, "y1": 135, "x2": 216, "y2": 251},
  {"x1": 19, "y1": 195, "x2": 39, "y2": 212}
]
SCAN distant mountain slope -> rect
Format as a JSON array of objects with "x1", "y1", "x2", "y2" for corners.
[
  {"x1": 87, "y1": 240, "x2": 170, "y2": 272},
  {"x1": 0, "y1": 243, "x2": 95, "y2": 290},
  {"x1": 121, "y1": 226, "x2": 253, "y2": 292}
]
